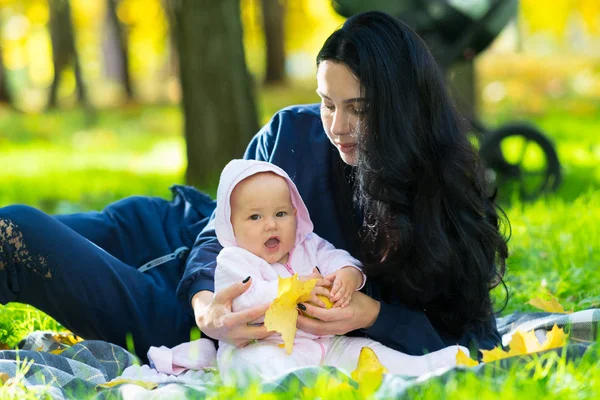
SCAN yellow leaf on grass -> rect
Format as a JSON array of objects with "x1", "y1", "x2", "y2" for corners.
[
  {"x1": 96, "y1": 379, "x2": 158, "y2": 390},
  {"x1": 527, "y1": 296, "x2": 570, "y2": 314},
  {"x1": 539, "y1": 324, "x2": 568, "y2": 351},
  {"x1": 456, "y1": 348, "x2": 479, "y2": 367},
  {"x1": 481, "y1": 346, "x2": 511, "y2": 363},
  {"x1": 351, "y1": 347, "x2": 388, "y2": 396},
  {"x1": 264, "y1": 274, "x2": 317, "y2": 355},
  {"x1": 508, "y1": 329, "x2": 541, "y2": 355}
]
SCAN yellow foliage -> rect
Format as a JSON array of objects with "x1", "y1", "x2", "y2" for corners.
[
  {"x1": 480, "y1": 346, "x2": 512, "y2": 363},
  {"x1": 96, "y1": 379, "x2": 158, "y2": 390},
  {"x1": 456, "y1": 348, "x2": 479, "y2": 367},
  {"x1": 264, "y1": 274, "x2": 317, "y2": 355},
  {"x1": 26, "y1": 0, "x2": 49, "y2": 25},
  {"x1": 527, "y1": 296, "x2": 571, "y2": 313},
  {"x1": 303, "y1": 294, "x2": 333, "y2": 319},
  {"x1": 540, "y1": 324, "x2": 569, "y2": 351},
  {"x1": 521, "y1": 0, "x2": 600, "y2": 37},
  {"x1": 480, "y1": 324, "x2": 568, "y2": 363},
  {"x1": 507, "y1": 329, "x2": 541, "y2": 356},
  {"x1": 351, "y1": 347, "x2": 388, "y2": 397}
]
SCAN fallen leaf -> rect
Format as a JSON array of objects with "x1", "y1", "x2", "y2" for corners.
[
  {"x1": 539, "y1": 324, "x2": 568, "y2": 351},
  {"x1": 483, "y1": 325, "x2": 568, "y2": 363},
  {"x1": 456, "y1": 348, "x2": 479, "y2": 367},
  {"x1": 508, "y1": 329, "x2": 541, "y2": 355},
  {"x1": 53, "y1": 332, "x2": 84, "y2": 346},
  {"x1": 96, "y1": 379, "x2": 158, "y2": 390},
  {"x1": 264, "y1": 274, "x2": 317, "y2": 354},
  {"x1": 0, "y1": 372, "x2": 9, "y2": 384},
  {"x1": 481, "y1": 346, "x2": 511, "y2": 363},
  {"x1": 527, "y1": 296, "x2": 570, "y2": 314},
  {"x1": 351, "y1": 347, "x2": 388, "y2": 396}
]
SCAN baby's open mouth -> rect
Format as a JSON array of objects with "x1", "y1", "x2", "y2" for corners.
[{"x1": 264, "y1": 237, "x2": 280, "y2": 248}]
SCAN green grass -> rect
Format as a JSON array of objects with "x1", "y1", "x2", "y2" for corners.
[{"x1": 0, "y1": 89, "x2": 598, "y2": 397}]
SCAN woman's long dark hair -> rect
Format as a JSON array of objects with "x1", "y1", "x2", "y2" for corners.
[{"x1": 317, "y1": 11, "x2": 509, "y2": 337}]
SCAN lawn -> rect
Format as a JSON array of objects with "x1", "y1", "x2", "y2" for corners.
[{"x1": 0, "y1": 88, "x2": 598, "y2": 398}]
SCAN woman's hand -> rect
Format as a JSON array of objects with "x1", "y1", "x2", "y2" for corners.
[
  {"x1": 192, "y1": 278, "x2": 273, "y2": 347},
  {"x1": 296, "y1": 291, "x2": 381, "y2": 336},
  {"x1": 299, "y1": 267, "x2": 331, "y2": 307}
]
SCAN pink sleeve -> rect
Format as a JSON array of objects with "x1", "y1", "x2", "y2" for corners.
[
  {"x1": 214, "y1": 248, "x2": 279, "y2": 312},
  {"x1": 310, "y1": 234, "x2": 366, "y2": 290}
]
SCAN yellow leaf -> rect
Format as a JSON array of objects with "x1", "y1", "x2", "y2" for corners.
[
  {"x1": 527, "y1": 296, "x2": 569, "y2": 314},
  {"x1": 539, "y1": 324, "x2": 568, "y2": 351},
  {"x1": 351, "y1": 347, "x2": 388, "y2": 396},
  {"x1": 303, "y1": 295, "x2": 333, "y2": 319},
  {"x1": 264, "y1": 274, "x2": 317, "y2": 354},
  {"x1": 481, "y1": 346, "x2": 511, "y2": 363},
  {"x1": 53, "y1": 332, "x2": 84, "y2": 347},
  {"x1": 96, "y1": 379, "x2": 158, "y2": 390},
  {"x1": 508, "y1": 329, "x2": 542, "y2": 355},
  {"x1": 456, "y1": 349, "x2": 479, "y2": 367}
]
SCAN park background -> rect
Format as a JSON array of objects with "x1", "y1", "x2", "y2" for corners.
[{"x1": 0, "y1": 0, "x2": 598, "y2": 397}]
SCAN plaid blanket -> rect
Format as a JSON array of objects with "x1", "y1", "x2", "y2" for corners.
[{"x1": 0, "y1": 309, "x2": 598, "y2": 399}]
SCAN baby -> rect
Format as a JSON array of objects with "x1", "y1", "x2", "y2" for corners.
[{"x1": 214, "y1": 160, "x2": 466, "y2": 382}]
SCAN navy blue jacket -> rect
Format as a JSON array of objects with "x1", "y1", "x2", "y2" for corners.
[{"x1": 177, "y1": 104, "x2": 501, "y2": 355}]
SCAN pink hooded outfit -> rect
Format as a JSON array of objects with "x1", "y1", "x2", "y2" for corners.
[{"x1": 214, "y1": 160, "x2": 466, "y2": 382}]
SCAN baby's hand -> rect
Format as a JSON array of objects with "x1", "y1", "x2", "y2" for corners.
[
  {"x1": 325, "y1": 267, "x2": 363, "y2": 308},
  {"x1": 299, "y1": 267, "x2": 332, "y2": 308}
]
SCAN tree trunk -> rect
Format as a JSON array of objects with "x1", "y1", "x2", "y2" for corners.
[
  {"x1": 261, "y1": 0, "x2": 286, "y2": 84},
  {"x1": 447, "y1": 59, "x2": 476, "y2": 120},
  {"x1": 0, "y1": 43, "x2": 13, "y2": 106},
  {"x1": 104, "y1": 0, "x2": 134, "y2": 100},
  {"x1": 47, "y1": 0, "x2": 90, "y2": 109},
  {"x1": 165, "y1": 0, "x2": 259, "y2": 188}
]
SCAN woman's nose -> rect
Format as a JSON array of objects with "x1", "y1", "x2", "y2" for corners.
[{"x1": 330, "y1": 111, "x2": 349, "y2": 137}]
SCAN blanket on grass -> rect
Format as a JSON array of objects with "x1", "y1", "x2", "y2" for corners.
[{"x1": 0, "y1": 309, "x2": 598, "y2": 399}]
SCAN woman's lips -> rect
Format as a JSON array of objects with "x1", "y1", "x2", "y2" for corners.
[{"x1": 337, "y1": 143, "x2": 356, "y2": 154}]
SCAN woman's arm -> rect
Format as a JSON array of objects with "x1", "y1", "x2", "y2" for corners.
[
  {"x1": 298, "y1": 291, "x2": 500, "y2": 355},
  {"x1": 192, "y1": 283, "x2": 272, "y2": 348}
]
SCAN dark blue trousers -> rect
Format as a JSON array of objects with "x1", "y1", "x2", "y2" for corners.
[{"x1": 0, "y1": 190, "x2": 214, "y2": 361}]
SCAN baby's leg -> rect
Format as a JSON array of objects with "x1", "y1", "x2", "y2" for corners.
[
  {"x1": 323, "y1": 336, "x2": 467, "y2": 376},
  {"x1": 217, "y1": 339, "x2": 321, "y2": 385}
]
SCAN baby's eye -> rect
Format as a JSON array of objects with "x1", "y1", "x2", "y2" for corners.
[
  {"x1": 249, "y1": 214, "x2": 260, "y2": 221},
  {"x1": 276, "y1": 211, "x2": 287, "y2": 217}
]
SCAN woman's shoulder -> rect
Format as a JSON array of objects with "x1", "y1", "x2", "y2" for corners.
[
  {"x1": 265, "y1": 104, "x2": 323, "y2": 134},
  {"x1": 277, "y1": 103, "x2": 321, "y2": 118}
]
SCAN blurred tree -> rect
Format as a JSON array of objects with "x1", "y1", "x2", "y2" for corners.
[
  {"x1": 104, "y1": 0, "x2": 134, "y2": 100},
  {"x1": 0, "y1": 43, "x2": 14, "y2": 107},
  {"x1": 261, "y1": 0, "x2": 286, "y2": 84},
  {"x1": 47, "y1": 0, "x2": 89, "y2": 109},
  {"x1": 165, "y1": 0, "x2": 259, "y2": 187}
]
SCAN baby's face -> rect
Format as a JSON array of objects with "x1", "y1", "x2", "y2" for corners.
[{"x1": 230, "y1": 172, "x2": 297, "y2": 264}]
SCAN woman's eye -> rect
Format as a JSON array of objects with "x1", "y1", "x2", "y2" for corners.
[
  {"x1": 250, "y1": 214, "x2": 260, "y2": 221},
  {"x1": 352, "y1": 107, "x2": 365, "y2": 115},
  {"x1": 276, "y1": 211, "x2": 287, "y2": 217},
  {"x1": 321, "y1": 103, "x2": 335, "y2": 111}
]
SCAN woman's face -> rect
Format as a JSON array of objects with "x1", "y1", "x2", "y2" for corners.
[{"x1": 316, "y1": 60, "x2": 365, "y2": 166}]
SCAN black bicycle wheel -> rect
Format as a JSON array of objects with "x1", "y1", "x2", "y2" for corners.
[{"x1": 478, "y1": 123, "x2": 561, "y2": 201}]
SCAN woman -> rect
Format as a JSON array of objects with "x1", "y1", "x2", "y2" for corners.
[
  {"x1": 187, "y1": 11, "x2": 508, "y2": 355},
  {"x1": 0, "y1": 11, "x2": 507, "y2": 360}
]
